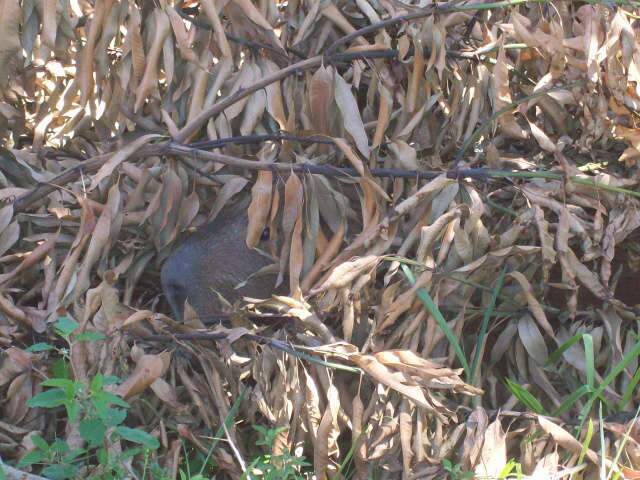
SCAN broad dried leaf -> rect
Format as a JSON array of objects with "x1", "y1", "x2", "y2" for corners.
[
  {"x1": 474, "y1": 418, "x2": 506, "y2": 477},
  {"x1": 116, "y1": 352, "x2": 171, "y2": 399},
  {"x1": 335, "y1": 73, "x2": 369, "y2": 158},
  {"x1": 309, "y1": 65, "x2": 334, "y2": 136}
]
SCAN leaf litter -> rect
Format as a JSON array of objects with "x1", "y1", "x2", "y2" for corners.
[{"x1": 0, "y1": 0, "x2": 640, "y2": 478}]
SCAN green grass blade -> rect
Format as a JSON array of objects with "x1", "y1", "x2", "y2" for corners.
[
  {"x1": 599, "y1": 402, "x2": 606, "y2": 480},
  {"x1": 401, "y1": 264, "x2": 470, "y2": 378},
  {"x1": 505, "y1": 379, "x2": 547, "y2": 415},
  {"x1": 470, "y1": 266, "x2": 506, "y2": 384},
  {"x1": 552, "y1": 384, "x2": 592, "y2": 417},
  {"x1": 619, "y1": 365, "x2": 640, "y2": 410},
  {"x1": 334, "y1": 432, "x2": 363, "y2": 478},
  {"x1": 199, "y1": 386, "x2": 248, "y2": 476},
  {"x1": 577, "y1": 339, "x2": 640, "y2": 432},
  {"x1": 577, "y1": 417, "x2": 594, "y2": 465},
  {"x1": 547, "y1": 333, "x2": 584, "y2": 365},
  {"x1": 583, "y1": 334, "x2": 594, "y2": 389}
]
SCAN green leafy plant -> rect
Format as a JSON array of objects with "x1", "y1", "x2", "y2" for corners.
[
  {"x1": 499, "y1": 459, "x2": 524, "y2": 479},
  {"x1": 241, "y1": 426, "x2": 310, "y2": 480},
  {"x1": 18, "y1": 316, "x2": 163, "y2": 479},
  {"x1": 442, "y1": 458, "x2": 473, "y2": 480}
]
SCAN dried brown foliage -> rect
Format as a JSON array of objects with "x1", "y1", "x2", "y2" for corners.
[{"x1": 1, "y1": 0, "x2": 640, "y2": 478}]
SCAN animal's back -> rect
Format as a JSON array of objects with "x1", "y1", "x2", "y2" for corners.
[{"x1": 161, "y1": 208, "x2": 277, "y2": 323}]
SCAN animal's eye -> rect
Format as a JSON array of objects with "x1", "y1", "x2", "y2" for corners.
[{"x1": 260, "y1": 227, "x2": 270, "y2": 241}]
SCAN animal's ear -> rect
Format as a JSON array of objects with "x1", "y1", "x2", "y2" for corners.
[{"x1": 183, "y1": 300, "x2": 205, "y2": 328}]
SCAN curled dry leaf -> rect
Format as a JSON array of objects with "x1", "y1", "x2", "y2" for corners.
[
  {"x1": 339, "y1": 348, "x2": 481, "y2": 421},
  {"x1": 508, "y1": 271, "x2": 555, "y2": 340},
  {"x1": 538, "y1": 416, "x2": 605, "y2": 467},
  {"x1": 0, "y1": 347, "x2": 32, "y2": 386},
  {"x1": 134, "y1": 10, "x2": 171, "y2": 112},
  {"x1": 493, "y1": 44, "x2": 528, "y2": 140},
  {"x1": 247, "y1": 171, "x2": 273, "y2": 248},
  {"x1": 115, "y1": 351, "x2": 171, "y2": 400},
  {"x1": 0, "y1": 232, "x2": 58, "y2": 287},
  {"x1": 310, "y1": 255, "x2": 380, "y2": 294}
]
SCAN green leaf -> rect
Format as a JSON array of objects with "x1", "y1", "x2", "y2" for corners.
[
  {"x1": 114, "y1": 427, "x2": 159, "y2": 449},
  {"x1": 576, "y1": 338, "x2": 640, "y2": 432},
  {"x1": 553, "y1": 384, "x2": 592, "y2": 417},
  {"x1": 80, "y1": 417, "x2": 107, "y2": 447},
  {"x1": 17, "y1": 448, "x2": 46, "y2": 467},
  {"x1": 51, "y1": 358, "x2": 71, "y2": 379},
  {"x1": 92, "y1": 389, "x2": 129, "y2": 409},
  {"x1": 578, "y1": 418, "x2": 594, "y2": 465},
  {"x1": 76, "y1": 331, "x2": 107, "y2": 343},
  {"x1": 27, "y1": 388, "x2": 68, "y2": 408},
  {"x1": 97, "y1": 447, "x2": 108, "y2": 465},
  {"x1": 499, "y1": 459, "x2": 518, "y2": 478},
  {"x1": 102, "y1": 375, "x2": 121, "y2": 386},
  {"x1": 582, "y1": 334, "x2": 594, "y2": 389},
  {"x1": 201, "y1": 387, "x2": 248, "y2": 476},
  {"x1": 547, "y1": 333, "x2": 584, "y2": 365},
  {"x1": 42, "y1": 463, "x2": 78, "y2": 480},
  {"x1": 65, "y1": 401, "x2": 81, "y2": 423},
  {"x1": 31, "y1": 434, "x2": 49, "y2": 451},
  {"x1": 49, "y1": 439, "x2": 70, "y2": 455},
  {"x1": 471, "y1": 266, "x2": 506, "y2": 383},
  {"x1": 505, "y1": 379, "x2": 546, "y2": 415},
  {"x1": 54, "y1": 316, "x2": 79, "y2": 338},
  {"x1": 25, "y1": 342, "x2": 55, "y2": 352},
  {"x1": 120, "y1": 447, "x2": 144, "y2": 460},
  {"x1": 101, "y1": 407, "x2": 127, "y2": 427},
  {"x1": 402, "y1": 265, "x2": 470, "y2": 377},
  {"x1": 594, "y1": 341, "x2": 640, "y2": 402},
  {"x1": 90, "y1": 374, "x2": 104, "y2": 393},
  {"x1": 620, "y1": 365, "x2": 640, "y2": 410},
  {"x1": 62, "y1": 447, "x2": 85, "y2": 463},
  {"x1": 41, "y1": 378, "x2": 76, "y2": 392}
]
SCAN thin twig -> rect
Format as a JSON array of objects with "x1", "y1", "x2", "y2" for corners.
[
  {"x1": 188, "y1": 132, "x2": 335, "y2": 149},
  {"x1": 173, "y1": 156, "x2": 223, "y2": 186},
  {"x1": 167, "y1": 144, "x2": 640, "y2": 199},
  {"x1": 139, "y1": 332, "x2": 360, "y2": 373},
  {"x1": 324, "y1": 0, "x2": 548, "y2": 55},
  {"x1": 12, "y1": 154, "x2": 111, "y2": 213},
  {"x1": 11, "y1": 133, "x2": 640, "y2": 216},
  {"x1": 166, "y1": 143, "x2": 449, "y2": 179}
]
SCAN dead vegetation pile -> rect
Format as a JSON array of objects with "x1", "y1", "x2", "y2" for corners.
[{"x1": 1, "y1": 0, "x2": 640, "y2": 478}]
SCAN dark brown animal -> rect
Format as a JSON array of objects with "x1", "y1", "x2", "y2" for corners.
[{"x1": 161, "y1": 207, "x2": 279, "y2": 323}]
